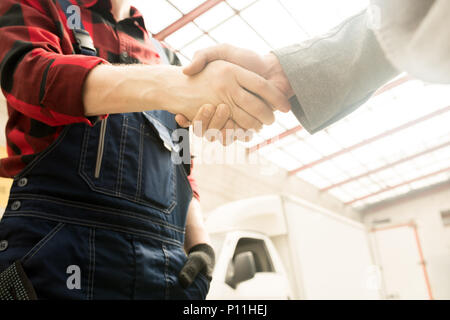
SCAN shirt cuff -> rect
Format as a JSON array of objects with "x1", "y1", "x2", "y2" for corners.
[{"x1": 40, "y1": 55, "x2": 110, "y2": 126}]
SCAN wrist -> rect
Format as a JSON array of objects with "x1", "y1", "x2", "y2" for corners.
[
  {"x1": 84, "y1": 64, "x2": 182, "y2": 115},
  {"x1": 153, "y1": 66, "x2": 209, "y2": 117},
  {"x1": 140, "y1": 65, "x2": 186, "y2": 113},
  {"x1": 264, "y1": 52, "x2": 295, "y2": 98},
  {"x1": 188, "y1": 243, "x2": 214, "y2": 257},
  {"x1": 185, "y1": 224, "x2": 211, "y2": 253}
]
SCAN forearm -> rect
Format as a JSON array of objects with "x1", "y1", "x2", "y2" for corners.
[
  {"x1": 184, "y1": 198, "x2": 210, "y2": 253},
  {"x1": 274, "y1": 10, "x2": 399, "y2": 134},
  {"x1": 83, "y1": 64, "x2": 195, "y2": 116}
]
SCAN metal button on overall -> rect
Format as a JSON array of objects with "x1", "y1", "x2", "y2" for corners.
[
  {"x1": 18, "y1": 177, "x2": 28, "y2": 187},
  {"x1": 11, "y1": 201, "x2": 21, "y2": 211},
  {"x1": 0, "y1": 240, "x2": 8, "y2": 252}
]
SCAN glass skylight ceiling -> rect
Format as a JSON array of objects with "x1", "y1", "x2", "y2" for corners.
[{"x1": 132, "y1": 0, "x2": 450, "y2": 210}]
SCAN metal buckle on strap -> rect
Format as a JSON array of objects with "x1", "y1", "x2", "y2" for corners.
[{"x1": 73, "y1": 29, "x2": 97, "y2": 56}]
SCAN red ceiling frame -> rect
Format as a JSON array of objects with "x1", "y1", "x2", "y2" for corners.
[
  {"x1": 247, "y1": 126, "x2": 303, "y2": 153},
  {"x1": 363, "y1": 180, "x2": 450, "y2": 213},
  {"x1": 288, "y1": 105, "x2": 450, "y2": 176},
  {"x1": 320, "y1": 140, "x2": 450, "y2": 192},
  {"x1": 345, "y1": 165, "x2": 450, "y2": 206},
  {"x1": 370, "y1": 75, "x2": 412, "y2": 96},
  {"x1": 154, "y1": 0, "x2": 226, "y2": 41},
  {"x1": 248, "y1": 76, "x2": 412, "y2": 154}
]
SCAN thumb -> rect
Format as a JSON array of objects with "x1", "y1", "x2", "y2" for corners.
[
  {"x1": 175, "y1": 114, "x2": 191, "y2": 128},
  {"x1": 183, "y1": 51, "x2": 209, "y2": 76},
  {"x1": 183, "y1": 45, "x2": 230, "y2": 76}
]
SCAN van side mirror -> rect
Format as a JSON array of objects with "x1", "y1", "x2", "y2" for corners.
[{"x1": 226, "y1": 251, "x2": 256, "y2": 289}]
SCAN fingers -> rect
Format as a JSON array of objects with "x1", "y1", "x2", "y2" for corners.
[
  {"x1": 208, "y1": 104, "x2": 231, "y2": 131},
  {"x1": 178, "y1": 253, "x2": 207, "y2": 289},
  {"x1": 205, "y1": 104, "x2": 231, "y2": 143},
  {"x1": 192, "y1": 104, "x2": 216, "y2": 137},
  {"x1": 175, "y1": 114, "x2": 191, "y2": 128},
  {"x1": 234, "y1": 89, "x2": 275, "y2": 126},
  {"x1": 234, "y1": 66, "x2": 291, "y2": 113},
  {"x1": 175, "y1": 102, "x2": 258, "y2": 145},
  {"x1": 230, "y1": 104, "x2": 263, "y2": 131},
  {"x1": 175, "y1": 104, "x2": 216, "y2": 134},
  {"x1": 220, "y1": 119, "x2": 237, "y2": 146},
  {"x1": 179, "y1": 258, "x2": 201, "y2": 289}
]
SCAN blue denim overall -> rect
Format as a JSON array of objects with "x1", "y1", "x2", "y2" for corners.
[{"x1": 0, "y1": 8, "x2": 209, "y2": 299}]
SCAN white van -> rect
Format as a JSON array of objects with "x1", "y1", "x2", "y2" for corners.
[{"x1": 205, "y1": 195, "x2": 382, "y2": 300}]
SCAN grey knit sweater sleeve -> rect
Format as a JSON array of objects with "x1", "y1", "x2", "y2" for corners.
[{"x1": 273, "y1": 10, "x2": 398, "y2": 134}]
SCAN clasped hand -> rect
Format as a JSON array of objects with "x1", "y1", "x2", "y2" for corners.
[{"x1": 173, "y1": 44, "x2": 293, "y2": 145}]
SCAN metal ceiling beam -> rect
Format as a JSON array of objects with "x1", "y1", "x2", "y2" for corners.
[
  {"x1": 371, "y1": 75, "x2": 412, "y2": 96},
  {"x1": 362, "y1": 179, "x2": 450, "y2": 213},
  {"x1": 288, "y1": 105, "x2": 450, "y2": 176},
  {"x1": 247, "y1": 125, "x2": 303, "y2": 153},
  {"x1": 248, "y1": 124, "x2": 303, "y2": 153},
  {"x1": 344, "y1": 166, "x2": 450, "y2": 206},
  {"x1": 154, "y1": 0, "x2": 226, "y2": 40},
  {"x1": 248, "y1": 75, "x2": 412, "y2": 154},
  {"x1": 320, "y1": 140, "x2": 450, "y2": 192}
]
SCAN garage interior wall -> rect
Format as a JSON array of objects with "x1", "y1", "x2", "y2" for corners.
[
  {"x1": 194, "y1": 161, "x2": 359, "y2": 220},
  {"x1": 362, "y1": 184, "x2": 450, "y2": 299}
]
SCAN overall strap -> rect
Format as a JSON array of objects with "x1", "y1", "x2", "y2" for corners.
[
  {"x1": 150, "y1": 38, "x2": 170, "y2": 65},
  {"x1": 149, "y1": 38, "x2": 192, "y2": 174},
  {"x1": 56, "y1": 0, "x2": 97, "y2": 56}
]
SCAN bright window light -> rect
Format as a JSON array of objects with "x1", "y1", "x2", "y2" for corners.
[{"x1": 135, "y1": 0, "x2": 450, "y2": 208}]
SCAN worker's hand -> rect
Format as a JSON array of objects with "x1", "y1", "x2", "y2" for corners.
[
  {"x1": 179, "y1": 243, "x2": 215, "y2": 289},
  {"x1": 169, "y1": 60, "x2": 290, "y2": 132},
  {"x1": 175, "y1": 104, "x2": 254, "y2": 146},
  {"x1": 175, "y1": 44, "x2": 294, "y2": 137}
]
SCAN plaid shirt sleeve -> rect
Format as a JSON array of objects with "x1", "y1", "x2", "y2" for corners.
[{"x1": 0, "y1": 0, "x2": 108, "y2": 127}]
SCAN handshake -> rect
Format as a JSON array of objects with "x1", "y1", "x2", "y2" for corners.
[{"x1": 169, "y1": 44, "x2": 294, "y2": 145}]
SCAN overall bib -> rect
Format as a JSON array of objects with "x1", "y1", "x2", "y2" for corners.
[{"x1": 0, "y1": 2, "x2": 208, "y2": 300}]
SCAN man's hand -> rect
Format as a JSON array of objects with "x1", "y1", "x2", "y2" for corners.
[
  {"x1": 167, "y1": 60, "x2": 290, "y2": 131},
  {"x1": 176, "y1": 104, "x2": 253, "y2": 145},
  {"x1": 184, "y1": 44, "x2": 294, "y2": 98},
  {"x1": 83, "y1": 61, "x2": 288, "y2": 134},
  {"x1": 179, "y1": 243, "x2": 215, "y2": 289},
  {"x1": 176, "y1": 44, "x2": 294, "y2": 138}
]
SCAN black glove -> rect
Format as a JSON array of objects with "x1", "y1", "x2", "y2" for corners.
[{"x1": 179, "y1": 243, "x2": 215, "y2": 289}]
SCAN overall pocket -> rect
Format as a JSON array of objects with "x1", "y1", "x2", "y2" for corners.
[
  {"x1": 0, "y1": 216, "x2": 62, "y2": 273},
  {"x1": 79, "y1": 113, "x2": 177, "y2": 213},
  {"x1": 0, "y1": 260, "x2": 37, "y2": 300},
  {"x1": 0, "y1": 216, "x2": 95, "y2": 299},
  {"x1": 0, "y1": 216, "x2": 59, "y2": 300}
]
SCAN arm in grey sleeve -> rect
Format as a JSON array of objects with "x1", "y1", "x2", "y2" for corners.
[{"x1": 273, "y1": 10, "x2": 399, "y2": 134}]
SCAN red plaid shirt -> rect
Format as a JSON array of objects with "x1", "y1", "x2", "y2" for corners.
[{"x1": 0, "y1": 0, "x2": 199, "y2": 199}]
